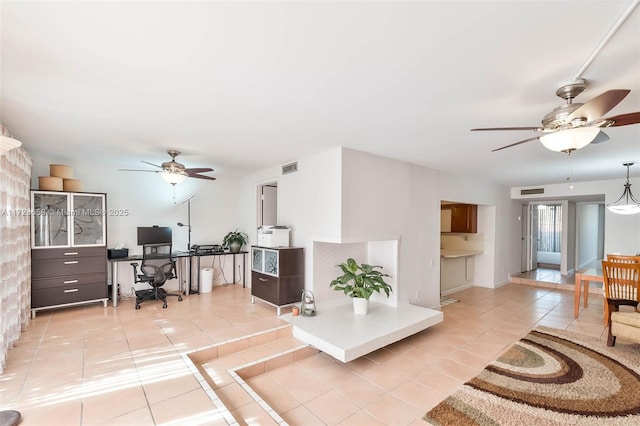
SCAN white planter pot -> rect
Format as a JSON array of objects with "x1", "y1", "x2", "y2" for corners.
[{"x1": 352, "y1": 297, "x2": 369, "y2": 315}]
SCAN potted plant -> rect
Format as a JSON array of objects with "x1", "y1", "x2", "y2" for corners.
[
  {"x1": 329, "y1": 258, "x2": 393, "y2": 315},
  {"x1": 222, "y1": 229, "x2": 248, "y2": 253}
]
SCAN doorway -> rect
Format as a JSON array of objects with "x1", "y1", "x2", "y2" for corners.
[
  {"x1": 257, "y1": 182, "x2": 277, "y2": 226},
  {"x1": 521, "y1": 204, "x2": 540, "y2": 272},
  {"x1": 522, "y1": 203, "x2": 562, "y2": 272}
]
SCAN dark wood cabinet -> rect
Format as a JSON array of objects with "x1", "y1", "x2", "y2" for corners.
[
  {"x1": 251, "y1": 246, "x2": 304, "y2": 315},
  {"x1": 30, "y1": 191, "x2": 108, "y2": 317},
  {"x1": 442, "y1": 203, "x2": 477, "y2": 233}
]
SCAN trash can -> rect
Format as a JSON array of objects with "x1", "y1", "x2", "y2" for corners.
[{"x1": 200, "y1": 268, "x2": 214, "y2": 293}]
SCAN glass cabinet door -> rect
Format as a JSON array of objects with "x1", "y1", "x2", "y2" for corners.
[
  {"x1": 264, "y1": 250, "x2": 279, "y2": 276},
  {"x1": 32, "y1": 192, "x2": 69, "y2": 247},
  {"x1": 252, "y1": 247, "x2": 264, "y2": 272},
  {"x1": 71, "y1": 194, "x2": 106, "y2": 246}
]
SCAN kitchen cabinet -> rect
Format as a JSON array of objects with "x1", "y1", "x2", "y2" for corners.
[
  {"x1": 251, "y1": 246, "x2": 304, "y2": 315},
  {"x1": 441, "y1": 204, "x2": 477, "y2": 233},
  {"x1": 30, "y1": 191, "x2": 108, "y2": 317}
]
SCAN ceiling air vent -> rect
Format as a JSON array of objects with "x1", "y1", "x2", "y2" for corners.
[
  {"x1": 282, "y1": 162, "x2": 298, "y2": 175},
  {"x1": 521, "y1": 188, "x2": 545, "y2": 195}
]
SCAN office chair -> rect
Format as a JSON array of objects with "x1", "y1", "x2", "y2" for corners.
[{"x1": 131, "y1": 243, "x2": 183, "y2": 309}]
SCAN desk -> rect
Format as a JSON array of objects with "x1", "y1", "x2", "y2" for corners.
[
  {"x1": 108, "y1": 251, "x2": 247, "y2": 307},
  {"x1": 574, "y1": 266, "x2": 607, "y2": 324}
]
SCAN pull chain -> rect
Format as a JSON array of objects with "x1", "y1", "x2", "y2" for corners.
[{"x1": 566, "y1": 153, "x2": 573, "y2": 181}]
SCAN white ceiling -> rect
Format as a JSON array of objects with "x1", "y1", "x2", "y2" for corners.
[{"x1": 2, "y1": 1, "x2": 639, "y2": 187}]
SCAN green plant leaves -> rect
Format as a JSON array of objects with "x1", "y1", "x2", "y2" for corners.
[
  {"x1": 222, "y1": 229, "x2": 248, "y2": 247},
  {"x1": 329, "y1": 257, "x2": 393, "y2": 300}
]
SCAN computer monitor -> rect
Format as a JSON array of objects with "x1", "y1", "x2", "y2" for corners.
[{"x1": 137, "y1": 226, "x2": 172, "y2": 245}]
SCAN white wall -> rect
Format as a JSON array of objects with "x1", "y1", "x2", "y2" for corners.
[
  {"x1": 577, "y1": 203, "x2": 600, "y2": 269},
  {"x1": 340, "y1": 149, "x2": 441, "y2": 307},
  {"x1": 237, "y1": 148, "x2": 343, "y2": 298},
  {"x1": 563, "y1": 200, "x2": 573, "y2": 275}
]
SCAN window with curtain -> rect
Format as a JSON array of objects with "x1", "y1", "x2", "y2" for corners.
[
  {"x1": 0, "y1": 125, "x2": 32, "y2": 374},
  {"x1": 537, "y1": 204, "x2": 562, "y2": 253}
]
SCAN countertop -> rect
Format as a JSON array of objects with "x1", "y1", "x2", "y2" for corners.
[{"x1": 440, "y1": 249, "x2": 483, "y2": 258}]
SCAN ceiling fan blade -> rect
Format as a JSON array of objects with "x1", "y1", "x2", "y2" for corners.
[
  {"x1": 118, "y1": 168, "x2": 159, "y2": 173},
  {"x1": 187, "y1": 173, "x2": 216, "y2": 181},
  {"x1": 471, "y1": 126, "x2": 541, "y2": 131},
  {"x1": 491, "y1": 136, "x2": 541, "y2": 152},
  {"x1": 185, "y1": 167, "x2": 214, "y2": 174},
  {"x1": 567, "y1": 89, "x2": 630, "y2": 122},
  {"x1": 590, "y1": 131, "x2": 609, "y2": 144},
  {"x1": 141, "y1": 160, "x2": 163, "y2": 168},
  {"x1": 601, "y1": 111, "x2": 640, "y2": 127}
]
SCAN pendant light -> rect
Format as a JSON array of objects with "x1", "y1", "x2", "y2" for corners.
[{"x1": 607, "y1": 163, "x2": 640, "y2": 215}]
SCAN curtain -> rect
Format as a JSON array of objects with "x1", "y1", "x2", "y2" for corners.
[
  {"x1": 537, "y1": 204, "x2": 562, "y2": 253},
  {"x1": 0, "y1": 125, "x2": 32, "y2": 374}
]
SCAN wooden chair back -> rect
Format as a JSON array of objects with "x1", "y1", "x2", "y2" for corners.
[
  {"x1": 606, "y1": 254, "x2": 640, "y2": 264},
  {"x1": 601, "y1": 261, "x2": 640, "y2": 302}
]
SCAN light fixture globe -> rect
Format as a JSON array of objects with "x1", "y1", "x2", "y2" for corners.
[
  {"x1": 539, "y1": 127, "x2": 600, "y2": 153},
  {"x1": 607, "y1": 163, "x2": 640, "y2": 215},
  {"x1": 161, "y1": 170, "x2": 187, "y2": 184}
]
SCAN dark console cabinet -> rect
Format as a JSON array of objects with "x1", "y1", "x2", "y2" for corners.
[
  {"x1": 251, "y1": 246, "x2": 304, "y2": 315},
  {"x1": 30, "y1": 191, "x2": 108, "y2": 317}
]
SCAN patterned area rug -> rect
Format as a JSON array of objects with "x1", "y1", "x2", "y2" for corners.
[{"x1": 424, "y1": 327, "x2": 640, "y2": 425}]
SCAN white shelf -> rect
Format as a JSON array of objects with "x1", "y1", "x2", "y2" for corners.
[{"x1": 283, "y1": 302, "x2": 443, "y2": 362}]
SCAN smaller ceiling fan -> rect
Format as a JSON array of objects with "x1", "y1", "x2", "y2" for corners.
[
  {"x1": 472, "y1": 79, "x2": 640, "y2": 153},
  {"x1": 119, "y1": 150, "x2": 216, "y2": 184}
]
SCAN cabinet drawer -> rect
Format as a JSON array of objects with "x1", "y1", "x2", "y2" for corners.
[
  {"x1": 32, "y1": 273, "x2": 106, "y2": 290},
  {"x1": 277, "y1": 275, "x2": 305, "y2": 305},
  {"x1": 32, "y1": 246, "x2": 106, "y2": 260},
  {"x1": 31, "y1": 282, "x2": 107, "y2": 308},
  {"x1": 251, "y1": 272, "x2": 278, "y2": 304},
  {"x1": 32, "y1": 256, "x2": 106, "y2": 279}
]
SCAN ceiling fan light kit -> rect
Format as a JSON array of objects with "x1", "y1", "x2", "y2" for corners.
[
  {"x1": 119, "y1": 150, "x2": 215, "y2": 186},
  {"x1": 472, "y1": 2, "x2": 640, "y2": 155},
  {"x1": 607, "y1": 163, "x2": 640, "y2": 215},
  {"x1": 161, "y1": 170, "x2": 187, "y2": 184},
  {"x1": 538, "y1": 127, "x2": 600, "y2": 153}
]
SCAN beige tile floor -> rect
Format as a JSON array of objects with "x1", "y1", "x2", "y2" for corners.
[{"x1": 0, "y1": 271, "x2": 619, "y2": 426}]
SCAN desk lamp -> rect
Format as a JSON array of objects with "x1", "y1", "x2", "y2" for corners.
[{"x1": 178, "y1": 195, "x2": 195, "y2": 251}]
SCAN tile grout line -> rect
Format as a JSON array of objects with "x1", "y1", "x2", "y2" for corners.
[
  {"x1": 227, "y1": 344, "x2": 315, "y2": 426},
  {"x1": 181, "y1": 324, "x2": 294, "y2": 426}
]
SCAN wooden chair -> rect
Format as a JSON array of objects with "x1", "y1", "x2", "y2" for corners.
[
  {"x1": 600, "y1": 255, "x2": 640, "y2": 322},
  {"x1": 607, "y1": 254, "x2": 640, "y2": 263},
  {"x1": 601, "y1": 260, "x2": 640, "y2": 346}
]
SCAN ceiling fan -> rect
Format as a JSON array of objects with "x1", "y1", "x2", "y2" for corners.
[
  {"x1": 120, "y1": 150, "x2": 216, "y2": 184},
  {"x1": 472, "y1": 79, "x2": 640, "y2": 153}
]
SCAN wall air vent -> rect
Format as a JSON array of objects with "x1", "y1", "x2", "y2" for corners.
[
  {"x1": 282, "y1": 162, "x2": 298, "y2": 175},
  {"x1": 521, "y1": 188, "x2": 545, "y2": 195}
]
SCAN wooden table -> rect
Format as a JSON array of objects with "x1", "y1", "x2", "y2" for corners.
[{"x1": 574, "y1": 266, "x2": 607, "y2": 324}]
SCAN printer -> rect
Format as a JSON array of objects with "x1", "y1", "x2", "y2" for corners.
[{"x1": 257, "y1": 225, "x2": 290, "y2": 248}]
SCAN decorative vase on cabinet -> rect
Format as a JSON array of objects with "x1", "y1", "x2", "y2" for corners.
[
  {"x1": 30, "y1": 190, "x2": 108, "y2": 318},
  {"x1": 251, "y1": 246, "x2": 304, "y2": 315}
]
